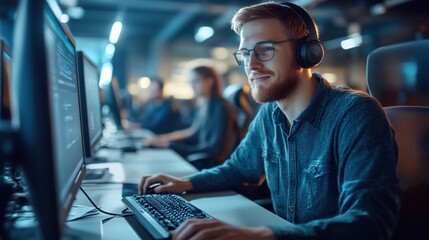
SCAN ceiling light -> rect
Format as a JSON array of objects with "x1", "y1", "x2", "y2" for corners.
[
  {"x1": 341, "y1": 33, "x2": 363, "y2": 50},
  {"x1": 60, "y1": 14, "x2": 69, "y2": 23},
  {"x1": 105, "y1": 44, "x2": 115, "y2": 59},
  {"x1": 67, "y1": 6, "x2": 84, "y2": 19},
  {"x1": 59, "y1": 0, "x2": 78, "y2": 8},
  {"x1": 109, "y1": 21, "x2": 123, "y2": 44},
  {"x1": 194, "y1": 26, "x2": 214, "y2": 43},
  {"x1": 139, "y1": 77, "x2": 151, "y2": 89},
  {"x1": 99, "y1": 62, "x2": 113, "y2": 87}
]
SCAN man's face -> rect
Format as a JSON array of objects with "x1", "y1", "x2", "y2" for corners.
[
  {"x1": 149, "y1": 82, "x2": 162, "y2": 99},
  {"x1": 239, "y1": 18, "x2": 300, "y2": 103}
]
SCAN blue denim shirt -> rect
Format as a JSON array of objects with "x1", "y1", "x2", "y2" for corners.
[{"x1": 189, "y1": 73, "x2": 401, "y2": 239}]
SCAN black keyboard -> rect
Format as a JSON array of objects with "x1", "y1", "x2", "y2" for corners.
[{"x1": 122, "y1": 194, "x2": 212, "y2": 240}]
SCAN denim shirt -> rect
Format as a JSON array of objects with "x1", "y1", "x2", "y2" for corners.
[{"x1": 189, "y1": 73, "x2": 401, "y2": 239}]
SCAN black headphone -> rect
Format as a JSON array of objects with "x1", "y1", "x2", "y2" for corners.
[{"x1": 281, "y1": 2, "x2": 324, "y2": 68}]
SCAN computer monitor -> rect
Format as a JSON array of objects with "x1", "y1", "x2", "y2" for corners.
[
  {"x1": 76, "y1": 51, "x2": 103, "y2": 159},
  {"x1": 12, "y1": 1, "x2": 98, "y2": 239},
  {"x1": 0, "y1": 39, "x2": 12, "y2": 121},
  {"x1": 0, "y1": 39, "x2": 13, "y2": 240},
  {"x1": 102, "y1": 76, "x2": 124, "y2": 131}
]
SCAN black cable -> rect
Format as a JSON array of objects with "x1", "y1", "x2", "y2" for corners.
[{"x1": 79, "y1": 186, "x2": 133, "y2": 217}]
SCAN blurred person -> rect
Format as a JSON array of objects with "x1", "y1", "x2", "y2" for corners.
[
  {"x1": 138, "y1": 2, "x2": 401, "y2": 240},
  {"x1": 144, "y1": 65, "x2": 237, "y2": 169},
  {"x1": 134, "y1": 77, "x2": 185, "y2": 134}
]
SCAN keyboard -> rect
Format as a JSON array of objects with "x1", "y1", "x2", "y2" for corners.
[
  {"x1": 101, "y1": 138, "x2": 145, "y2": 151},
  {"x1": 122, "y1": 194, "x2": 212, "y2": 240}
]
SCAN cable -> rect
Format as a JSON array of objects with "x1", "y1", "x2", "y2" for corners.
[{"x1": 79, "y1": 186, "x2": 133, "y2": 217}]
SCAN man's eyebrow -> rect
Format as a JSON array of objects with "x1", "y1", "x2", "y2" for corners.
[{"x1": 238, "y1": 40, "x2": 275, "y2": 50}]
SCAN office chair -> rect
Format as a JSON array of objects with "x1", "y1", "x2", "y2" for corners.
[
  {"x1": 223, "y1": 84, "x2": 260, "y2": 141},
  {"x1": 222, "y1": 84, "x2": 271, "y2": 207},
  {"x1": 384, "y1": 106, "x2": 429, "y2": 240},
  {"x1": 366, "y1": 40, "x2": 429, "y2": 239},
  {"x1": 212, "y1": 100, "x2": 239, "y2": 165},
  {"x1": 366, "y1": 39, "x2": 429, "y2": 107},
  {"x1": 186, "y1": 100, "x2": 238, "y2": 170}
]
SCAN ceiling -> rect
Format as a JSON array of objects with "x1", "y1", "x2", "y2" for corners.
[
  {"x1": 59, "y1": 0, "x2": 428, "y2": 47},
  {"x1": 0, "y1": 0, "x2": 428, "y2": 90},
  {"x1": 60, "y1": 0, "x2": 429, "y2": 76}
]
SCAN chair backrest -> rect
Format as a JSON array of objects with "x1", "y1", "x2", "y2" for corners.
[
  {"x1": 384, "y1": 107, "x2": 429, "y2": 188},
  {"x1": 186, "y1": 98, "x2": 238, "y2": 170},
  {"x1": 367, "y1": 40, "x2": 429, "y2": 239},
  {"x1": 215, "y1": 100, "x2": 239, "y2": 165},
  {"x1": 383, "y1": 106, "x2": 429, "y2": 240},
  {"x1": 223, "y1": 84, "x2": 260, "y2": 140},
  {"x1": 366, "y1": 40, "x2": 429, "y2": 107}
]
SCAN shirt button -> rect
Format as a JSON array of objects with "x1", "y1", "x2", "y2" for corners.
[{"x1": 289, "y1": 207, "x2": 294, "y2": 213}]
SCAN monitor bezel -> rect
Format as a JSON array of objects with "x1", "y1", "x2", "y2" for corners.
[
  {"x1": 12, "y1": 1, "x2": 87, "y2": 239},
  {"x1": 103, "y1": 76, "x2": 124, "y2": 131},
  {"x1": 77, "y1": 51, "x2": 103, "y2": 159}
]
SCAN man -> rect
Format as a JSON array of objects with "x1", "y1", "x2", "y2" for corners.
[
  {"x1": 138, "y1": 2, "x2": 401, "y2": 239},
  {"x1": 127, "y1": 77, "x2": 184, "y2": 134}
]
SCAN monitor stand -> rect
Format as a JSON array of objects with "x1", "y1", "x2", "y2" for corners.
[
  {"x1": 85, "y1": 156, "x2": 108, "y2": 164},
  {"x1": 64, "y1": 220, "x2": 103, "y2": 240},
  {"x1": 84, "y1": 167, "x2": 109, "y2": 180}
]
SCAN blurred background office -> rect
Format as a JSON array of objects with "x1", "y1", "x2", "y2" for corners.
[{"x1": 0, "y1": 0, "x2": 428, "y2": 122}]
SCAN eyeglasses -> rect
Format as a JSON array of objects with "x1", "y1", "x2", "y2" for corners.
[{"x1": 233, "y1": 39, "x2": 295, "y2": 66}]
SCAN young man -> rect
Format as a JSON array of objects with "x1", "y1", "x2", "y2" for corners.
[
  {"x1": 138, "y1": 77, "x2": 183, "y2": 134},
  {"x1": 138, "y1": 2, "x2": 401, "y2": 239},
  {"x1": 124, "y1": 77, "x2": 184, "y2": 134}
]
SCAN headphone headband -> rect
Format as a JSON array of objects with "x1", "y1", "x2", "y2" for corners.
[
  {"x1": 280, "y1": 2, "x2": 324, "y2": 68},
  {"x1": 280, "y1": 2, "x2": 319, "y2": 41}
]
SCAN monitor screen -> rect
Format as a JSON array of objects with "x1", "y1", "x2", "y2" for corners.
[
  {"x1": 0, "y1": 39, "x2": 12, "y2": 121},
  {"x1": 44, "y1": 2, "x2": 84, "y2": 212},
  {"x1": 12, "y1": 1, "x2": 87, "y2": 239},
  {"x1": 77, "y1": 51, "x2": 103, "y2": 158}
]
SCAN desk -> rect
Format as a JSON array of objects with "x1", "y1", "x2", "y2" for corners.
[
  {"x1": 75, "y1": 147, "x2": 291, "y2": 239},
  {"x1": 91, "y1": 148, "x2": 199, "y2": 181}
]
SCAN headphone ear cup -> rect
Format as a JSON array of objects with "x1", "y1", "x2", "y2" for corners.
[
  {"x1": 295, "y1": 37, "x2": 308, "y2": 68},
  {"x1": 295, "y1": 37, "x2": 324, "y2": 68}
]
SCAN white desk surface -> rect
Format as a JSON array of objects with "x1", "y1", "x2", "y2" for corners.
[
  {"x1": 75, "y1": 147, "x2": 291, "y2": 239},
  {"x1": 90, "y1": 148, "x2": 199, "y2": 182}
]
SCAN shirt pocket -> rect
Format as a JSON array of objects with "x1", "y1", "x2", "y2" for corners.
[
  {"x1": 263, "y1": 149, "x2": 281, "y2": 195},
  {"x1": 305, "y1": 160, "x2": 333, "y2": 178},
  {"x1": 303, "y1": 159, "x2": 335, "y2": 209}
]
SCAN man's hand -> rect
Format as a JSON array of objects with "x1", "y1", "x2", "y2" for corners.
[
  {"x1": 171, "y1": 219, "x2": 275, "y2": 240},
  {"x1": 143, "y1": 135, "x2": 169, "y2": 148},
  {"x1": 138, "y1": 173, "x2": 193, "y2": 195}
]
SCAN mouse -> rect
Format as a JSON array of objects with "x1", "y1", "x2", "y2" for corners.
[
  {"x1": 122, "y1": 145, "x2": 137, "y2": 153},
  {"x1": 146, "y1": 182, "x2": 163, "y2": 194}
]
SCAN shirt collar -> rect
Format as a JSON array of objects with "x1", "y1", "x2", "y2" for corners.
[{"x1": 272, "y1": 72, "x2": 333, "y2": 128}]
